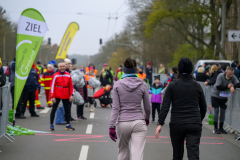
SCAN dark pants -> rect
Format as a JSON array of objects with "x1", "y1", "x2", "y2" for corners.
[
  {"x1": 88, "y1": 97, "x2": 93, "y2": 104},
  {"x1": 50, "y1": 98, "x2": 70, "y2": 124},
  {"x1": 69, "y1": 102, "x2": 72, "y2": 118},
  {"x1": 152, "y1": 103, "x2": 161, "y2": 121},
  {"x1": 21, "y1": 87, "x2": 36, "y2": 115},
  {"x1": 77, "y1": 103, "x2": 84, "y2": 117},
  {"x1": 11, "y1": 86, "x2": 21, "y2": 115},
  {"x1": 38, "y1": 86, "x2": 41, "y2": 94},
  {"x1": 170, "y1": 124, "x2": 202, "y2": 160}
]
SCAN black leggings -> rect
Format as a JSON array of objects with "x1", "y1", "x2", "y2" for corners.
[
  {"x1": 50, "y1": 98, "x2": 70, "y2": 124},
  {"x1": 77, "y1": 104, "x2": 84, "y2": 117},
  {"x1": 152, "y1": 103, "x2": 161, "y2": 121}
]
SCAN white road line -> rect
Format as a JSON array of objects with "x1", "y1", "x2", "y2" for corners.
[
  {"x1": 40, "y1": 107, "x2": 51, "y2": 114},
  {"x1": 89, "y1": 113, "x2": 95, "y2": 119},
  {"x1": 79, "y1": 145, "x2": 89, "y2": 160},
  {"x1": 86, "y1": 124, "x2": 93, "y2": 134}
]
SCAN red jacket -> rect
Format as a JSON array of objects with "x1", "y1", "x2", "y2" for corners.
[
  {"x1": 51, "y1": 71, "x2": 74, "y2": 99},
  {"x1": 42, "y1": 70, "x2": 54, "y2": 90}
]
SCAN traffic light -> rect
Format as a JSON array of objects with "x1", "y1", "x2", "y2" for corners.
[
  {"x1": 48, "y1": 38, "x2": 51, "y2": 45},
  {"x1": 100, "y1": 39, "x2": 102, "y2": 45},
  {"x1": 72, "y1": 58, "x2": 76, "y2": 65}
]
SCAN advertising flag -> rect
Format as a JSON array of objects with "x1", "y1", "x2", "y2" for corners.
[
  {"x1": 55, "y1": 22, "x2": 79, "y2": 59},
  {"x1": 14, "y1": 8, "x2": 48, "y2": 110}
]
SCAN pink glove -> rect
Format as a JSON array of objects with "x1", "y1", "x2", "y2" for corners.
[
  {"x1": 109, "y1": 128, "x2": 117, "y2": 142},
  {"x1": 145, "y1": 119, "x2": 149, "y2": 126}
]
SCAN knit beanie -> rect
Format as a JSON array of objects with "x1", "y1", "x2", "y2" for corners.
[
  {"x1": 47, "y1": 64, "x2": 53, "y2": 68},
  {"x1": 154, "y1": 75, "x2": 160, "y2": 80},
  {"x1": 139, "y1": 66, "x2": 143, "y2": 70},
  {"x1": 178, "y1": 58, "x2": 193, "y2": 74},
  {"x1": 64, "y1": 58, "x2": 71, "y2": 64}
]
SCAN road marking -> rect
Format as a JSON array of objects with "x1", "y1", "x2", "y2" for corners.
[
  {"x1": 79, "y1": 145, "x2": 89, "y2": 160},
  {"x1": 89, "y1": 113, "x2": 95, "y2": 119},
  {"x1": 40, "y1": 107, "x2": 51, "y2": 113},
  {"x1": 86, "y1": 124, "x2": 93, "y2": 134}
]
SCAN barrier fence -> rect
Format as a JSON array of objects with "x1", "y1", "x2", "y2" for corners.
[
  {"x1": 198, "y1": 82, "x2": 240, "y2": 140},
  {"x1": 0, "y1": 83, "x2": 14, "y2": 153}
]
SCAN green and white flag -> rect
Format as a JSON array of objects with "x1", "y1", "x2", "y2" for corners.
[{"x1": 14, "y1": 8, "x2": 48, "y2": 110}]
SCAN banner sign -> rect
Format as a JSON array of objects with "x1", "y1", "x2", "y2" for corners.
[
  {"x1": 14, "y1": 8, "x2": 48, "y2": 110},
  {"x1": 55, "y1": 22, "x2": 79, "y2": 59}
]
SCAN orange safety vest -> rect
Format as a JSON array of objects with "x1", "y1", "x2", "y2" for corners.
[
  {"x1": 85, "y1": 74, "x2": 95, "y2": 89},
  {"x1": 86, "y1": 67, "x2": 98, "y2": 75},
  {"x1": 138, "y1": 73, "x2": 146, "y2": 81}
]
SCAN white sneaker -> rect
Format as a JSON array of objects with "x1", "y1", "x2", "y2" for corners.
[{"x1": 90, "y1": 106, "x2": 95, "y2": 112}]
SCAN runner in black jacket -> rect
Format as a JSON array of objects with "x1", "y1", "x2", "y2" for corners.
[
  {"x1": 155, "y1": 58, "x2": 207, "y2": 160},
  {"x1": 205, "y1": 65, "x2": 221, "y2": 86}
]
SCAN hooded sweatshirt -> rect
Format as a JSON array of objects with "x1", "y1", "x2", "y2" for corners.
[{"x1": 109, "y1": 77, "x2": 151, "y2": 128}]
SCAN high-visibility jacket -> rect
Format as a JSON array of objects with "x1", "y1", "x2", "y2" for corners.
[
  {"x1": 86, "y1": 67, "x2": 98, "y2": 75},
  {"x1": 37, "y1": 66, "x2": 42, "y2": 74},
  {"x1": 138, "y1": 72, "x2": 146, "y2": 81},
  {"x1": 135, "y1": 73, "x2": 140, "y2": 78},
  {"x1": 85, "y1": 74, "x2": 95, "y2": 89},
  {"x1": 50, "y1": 71, "x2": 74, "y2": 99},
  {"x1": 117, "y1": 71, "x2": 124, "y2": 80},
  {"x1": 43, "y1": 68, "x2": 47, "y2": 73},
  {"x1": 42, "y1": 70, "x2": 54, "y2": 90}
]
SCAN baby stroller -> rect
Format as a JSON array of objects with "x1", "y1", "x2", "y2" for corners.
[
  {"x1": 99, "y1": 91, "x2": 112, "y2": 108},
  {"x1": 93, "y1": 85, "x2": 113, "y2": 107}
]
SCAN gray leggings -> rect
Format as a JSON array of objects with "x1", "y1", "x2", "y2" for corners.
[
  {"x1": 212, "y1": 97, "x2": 227, "y2": 123},
  {"x1": 213, "y1": 108, "x2": 226, "y2": 123}
]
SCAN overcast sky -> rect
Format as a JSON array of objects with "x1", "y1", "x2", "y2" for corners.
[{"x1": 1, "y1": 0, "x2": 130, "y2": 55}]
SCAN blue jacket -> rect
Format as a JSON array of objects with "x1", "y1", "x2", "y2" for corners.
[
  {"x1": 145, "y1": 68, "x2": 153, "y2": 82},
  {"x1": 25, "y1": 68, "x2": 39, "y2": 91},
  {"x1": 9, "y1": 59, "x2": 15, "y2": 87},
  {"x1": 231, "y1": 63, "x2": 240, "y2": 80}
]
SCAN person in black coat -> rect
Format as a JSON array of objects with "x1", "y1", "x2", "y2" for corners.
[
  {"x1": 196, "y1": 67, "x2": 208, "y2": 82},
  {"x1": 0, "y1": 62, "x2": 6, "y2": 87},
  {"x1": 100, "y1": 63, "x2": 113, "y2": 87},
  {"x1": 204, "y1": 65, "x2": 221, "y2": 86},
  {"x1": 145, "y1": 62, "x2": 153, "y2": 85},
  {"x1": 155, "y1": 58, "x2": 207, "y2": 160},
  {"x1": 0, "y1": 60, "x2": 6, "y2": 110},
  {"x1": 171, "y1": 66, "x2": 178, "y2": 82},
  {"x1": 20, "y1": 68, "x2": 39, "y2": 118}
]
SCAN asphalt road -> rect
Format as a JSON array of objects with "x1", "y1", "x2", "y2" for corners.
[{"x1": 1, "y1": 93, "x2": 240, "y2": 160}]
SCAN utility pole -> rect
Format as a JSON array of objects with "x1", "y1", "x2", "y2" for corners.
[
  {"x1": 220, "y1": 0, "x2": 226, "y2": 60},
  {"x1": 3, "y1": 35, "x2": 5, "y2": 61}
]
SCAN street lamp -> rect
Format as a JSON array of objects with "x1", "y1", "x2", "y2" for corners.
[{"x1": 3, "y1": 31, "x2": 15, "y2": 63}]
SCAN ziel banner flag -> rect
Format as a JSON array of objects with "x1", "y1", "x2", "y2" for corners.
[
  {"x1": 14, "y1": 8, "x2": 48, "y2": 110},
  {"x1": 55, "y1": 22, "x2": 79, "y2": 59}
]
